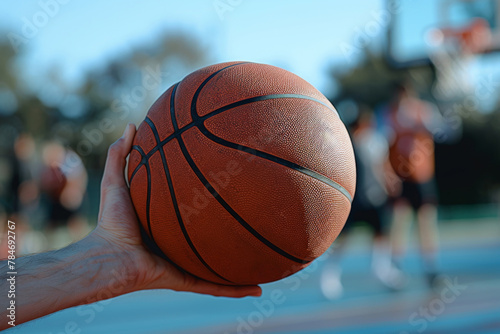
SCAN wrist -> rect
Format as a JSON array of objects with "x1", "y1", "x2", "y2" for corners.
[{"x1": 80, "y1": 232, "x2": 140, "y2": 301}]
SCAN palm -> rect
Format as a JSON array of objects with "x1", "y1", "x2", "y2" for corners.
[
  {"x1": 97, "y1": 182, "x2": 186, "y2": 291},
  {"x1": 98, "y1": 186, "x2": 142, "y2": 247}
]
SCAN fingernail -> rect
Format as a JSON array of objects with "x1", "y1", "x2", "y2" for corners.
[
  {"x1": 250, "y1": 289, "x2": 262, "y2": 297},
  {"x1": 122, "y1": 124, "x2": 129, "y2": 137}
]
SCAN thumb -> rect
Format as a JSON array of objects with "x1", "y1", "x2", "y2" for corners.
[{"x1": 99, "y1": 123, "x2": 136, "y2": 220}]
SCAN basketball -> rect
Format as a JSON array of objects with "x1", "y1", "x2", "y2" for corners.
[{"x1": 127, "y1": 61, "x2": 355, "y2": 285}]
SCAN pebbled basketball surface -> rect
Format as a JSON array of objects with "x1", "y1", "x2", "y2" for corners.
[{"x1": 127, "y1": 62, "x2": 355, "y2": 285}]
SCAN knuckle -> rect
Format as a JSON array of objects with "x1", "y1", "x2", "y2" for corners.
[
  {"x1": 108, "y1": 141, "x2": 122, "y2": 156},
  {"x1": 181, "y1": 273, "x2": 196, "y2": 291}
]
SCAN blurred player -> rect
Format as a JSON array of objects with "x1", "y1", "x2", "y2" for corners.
[
  {"x1": 321, "y1": 106, "x2": 403, "y2": 299},
  {"x1": 39, "y1": 141, "x2": 90, "y2": 245},
  {"x1": 384, "y1": 83, "x2": 441, "y2": 288}
]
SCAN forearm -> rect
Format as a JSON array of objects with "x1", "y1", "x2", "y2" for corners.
[{"x1": 0, "y1": 235, "x2": 135, "y2": 329}]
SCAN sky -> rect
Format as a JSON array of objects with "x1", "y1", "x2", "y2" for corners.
[
  {"x1": 1, "y1": 0, "x2": 499, "y2": 111},
  {"x1": 0, "y1": 0, "x2": 385, "y2": 96}
]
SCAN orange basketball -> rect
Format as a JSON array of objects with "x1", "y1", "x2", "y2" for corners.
[{"x1": 127, "y1": 62, "x2": 355, "y2": 285}]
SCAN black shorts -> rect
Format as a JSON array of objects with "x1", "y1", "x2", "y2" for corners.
[
  {"x1": 47, "y1": 201, "x2": 76, "y2": 228},
  {"x1": 344, "y1": 206, "x2": 385, "y2": 236},
  {"x1": 399, "y1": 179, "x2": 438, "y2": 210}
]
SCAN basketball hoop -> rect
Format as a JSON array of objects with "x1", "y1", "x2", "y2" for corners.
[
  {"x1": 426, "y1": 18, "x2": 493, "y2": 101},
  {"x1": 433, "y1": 18, "x2": 492, "y2": 54}
]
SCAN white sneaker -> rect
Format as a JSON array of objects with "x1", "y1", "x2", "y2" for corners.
[
  {"x1": 373, "y1": 262, "x2": 408, "y2": 290},
  {"x1": 320, "y1": 263, "x2": 343, "y2": 300}
]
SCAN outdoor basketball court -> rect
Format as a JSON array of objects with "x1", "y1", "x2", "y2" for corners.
[
  {"x1": 9, "y1": 214, "x2": 499, "y2": 334},
  {"x1": 2, "y1": 0, "x2": 500, "y2": 333}
]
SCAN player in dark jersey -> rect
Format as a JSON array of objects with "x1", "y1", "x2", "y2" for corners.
[
  {"x1": 321, "y1": 107, "x2": 404, "y2": 299},
  {"x1": 383, "y1": 84, "x2": 441, "y2": 288}
]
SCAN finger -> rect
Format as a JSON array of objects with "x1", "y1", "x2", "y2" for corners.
[
  {"x1": 103, "y1": 123, "x2": 136, "y2": 188},
  {"x1": 99, "y1": 123, "x2": 136, "y2": 220},
  {"x1": 178, "y1": 275, "x2": 262, "y2": 298},
  {"x1": 191, "y1": 283, "x2": 262, "y2": 298}
]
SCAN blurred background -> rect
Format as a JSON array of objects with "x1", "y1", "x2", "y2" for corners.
[{"x1": 1, "y1": 0, "x2": 499, "y2": 333}]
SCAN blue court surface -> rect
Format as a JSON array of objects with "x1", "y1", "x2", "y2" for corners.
[{"x1": 9, "y1": 218, "x2": 500, "y2": 334}]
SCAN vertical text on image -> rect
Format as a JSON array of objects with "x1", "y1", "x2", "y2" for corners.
[{"x1": 6, "y1": 220, "x2": 17, "y2": 327}]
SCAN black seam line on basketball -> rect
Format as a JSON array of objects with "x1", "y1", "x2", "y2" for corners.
[
  {"x1": 199, "y1": 127, "x2": 353, "y2": 203},
  {"x1": 145, "y1": 162, "x2": 154, "y2": 242},
  {"x1": 129, "y1": 145, "x2": 147, "y2": 183},
  {"x1": 132, "y1": 145, "x2": 156, "y2": 242},
  {"x1": 129, "y1": 63, "x2": 248, "y2": 182},
  {"x1": 158, "y1": 85, "x2": 234, "y2": 283},
  {"x1": 199, "y1": 93, "x2": 338, "y2": 121},
  {"x1": 144, "y1": 116, "x2": 232, "y2": 283},
  {"x1": 186, "y1": 64, "x2": 311, "y2": 265},
  {"x1": 175, "y1": 128, "x2": 311, "y2": 265},
  {"x1": 129, "y1": 93, "x2": 337, "y2": 183},
  {"x1": 135, "y1": 191, "x2": 228, "y2": 285},
  {"x1": 190, "y1": 62, "x2": 250, "y2": 122}
]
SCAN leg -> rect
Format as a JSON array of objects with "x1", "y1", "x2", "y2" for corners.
[
  {"x1": 389, "y1": 199, "x2": 413, "y2": 262},
  {"x1": 320, "y1": 234, "x2": 347, "y2": 300},
  {"x1": 416, "y1": 203, "x2": 440, "y2": 286},
  {"x1": 416, "y1": 203, "x2": 439, "y2": 255},
  {"x1": 374, "y1": 206, "x2": 407, "y2": 289},
  {"x1": 370, "y1": 207, "x2": 390, "y2": 276}
]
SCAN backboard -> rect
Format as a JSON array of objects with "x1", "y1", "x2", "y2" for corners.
[{"x1": 386, "y1": 0, "x2": 500, "y2": 68}]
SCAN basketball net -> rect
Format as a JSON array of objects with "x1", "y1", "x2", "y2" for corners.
[{"x1": 426, "y1": 18, "x2": 492, "y2": 101}]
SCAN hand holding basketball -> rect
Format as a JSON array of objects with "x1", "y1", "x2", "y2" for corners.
[{"x1": 91, "y1": 123, "x2": 262, "y2": 298}]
